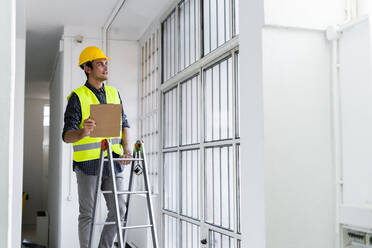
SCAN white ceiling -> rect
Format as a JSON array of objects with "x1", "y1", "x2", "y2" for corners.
[{"x1": 26, "y1": 0, "x2": 174, "y2": 99}]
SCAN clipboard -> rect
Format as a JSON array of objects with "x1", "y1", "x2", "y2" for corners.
[{"x1": 90, "y1": 104, "x2": 122, "y2": 137}]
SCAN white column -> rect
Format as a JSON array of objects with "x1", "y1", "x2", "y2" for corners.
[
  {"x1": 239, "y1": 0, "x2": 266, "y2": 247},
  {"x1": 12, "y1": 0, "x2": 26, "y2": 246},
  {"x1": 0, "y1": 0, "x2": 16, "y2": 247}
]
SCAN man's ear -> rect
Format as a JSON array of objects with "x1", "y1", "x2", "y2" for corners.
[{"x1": 84, "y1": 65, "x2": 91, "y2": 74}]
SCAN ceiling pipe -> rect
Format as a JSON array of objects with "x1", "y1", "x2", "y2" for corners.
[
  {"x1": 326, "y1": 15, "x2": 368, "y2": 41},
  {"x1": 102, "y1": 0, "x2": 127, "y2": 56}
]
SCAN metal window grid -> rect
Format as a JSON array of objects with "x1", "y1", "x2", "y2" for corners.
[
  {"x1": 140, "y1": 29, "x2": 161, "y2": 194},
  {"x1": 160, "y1": 0, "x2": 240, "y2": 247}
]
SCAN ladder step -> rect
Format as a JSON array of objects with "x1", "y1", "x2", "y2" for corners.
[
  {"x1": 104, "y1": 158, "x2": 144, "y2": 162},
  {"x1": 101, "y1": 190, "x2": 149, "y2": 195},
  {"x1": 94, "y1": 222, "x2": 116, "y2": 225},
  {"x1": 94, "y1": 220, "x2": 127, "y2": 226},
  {"x1": 121, "y1": 224, "x2": 152, "y2": 230}
]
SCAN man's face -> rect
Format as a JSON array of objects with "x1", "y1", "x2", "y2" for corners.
[{"x1": 86, "y1": 58, "x2": 108, "y2": 81}]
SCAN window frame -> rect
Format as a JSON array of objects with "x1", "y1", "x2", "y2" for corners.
[
  {"x1": 159, "y1": 0, "x2": 240, "y2": 247},
  {"x1": 139, "y1": 28, "x2": 161, "y2": 194}
]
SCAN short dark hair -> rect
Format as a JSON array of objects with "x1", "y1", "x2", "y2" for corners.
[{"x1": 80, "y1": 61, "x2": 93, "y2": 78}]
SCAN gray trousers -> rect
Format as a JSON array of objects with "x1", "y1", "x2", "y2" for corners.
[{"x1": 75, "y1": 168, "x2": 126, "y2": 248}]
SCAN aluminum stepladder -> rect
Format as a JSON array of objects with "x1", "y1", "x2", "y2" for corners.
[{"x1": 88, "y1": 139, "x2": 159, "y2": 248}]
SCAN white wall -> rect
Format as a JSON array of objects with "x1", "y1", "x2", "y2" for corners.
[
  {"x1": 262, "y1": 28, "x2": 333, "y2": 248},
  {"x1": 264, "y1": 0, "x2": 344, "y2": 29},
  {"x1": 48, "y1": 27, "x2": 139, "y2": 248},
  {"x1": 339, "y1": 19, "x2": 372, "y2": 207},
  {"x1": 108, "y1": 40, "x2": 139, "y2": 144},
  {"x1": 261, "y1": 1, "x2": 345, "y2": 248},
  {"x1": 23, "y1": 98, "x2": 49, "y2": 225},
  {"x1": 357, "y1": 0, "x2": 372, "y2": 17},
  {"x1": 0, "y1": 0, "x2": 16, "y2": 246},
  {"x1": 335, "y1": 17, "x2": 372, "y2": 232}
]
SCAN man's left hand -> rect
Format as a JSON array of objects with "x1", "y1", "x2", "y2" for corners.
[{"x1": 119, "y1": 153, "x2": 132, "y2": 165}]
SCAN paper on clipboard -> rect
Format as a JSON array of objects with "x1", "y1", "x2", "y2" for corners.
[{"x1": 90, "y1": 104, "x2": 122, "y2": 137}]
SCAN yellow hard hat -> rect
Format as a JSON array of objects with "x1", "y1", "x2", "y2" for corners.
[{"x1": 78, "y1": 46, "x2": 111, "y2": 67}]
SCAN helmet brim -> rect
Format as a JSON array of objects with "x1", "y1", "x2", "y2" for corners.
[{"x1": 78, "y1": 57, "x2": 111, "y2": 67}]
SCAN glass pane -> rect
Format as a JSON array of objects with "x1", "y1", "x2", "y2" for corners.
[
  {"x1": 163, "y1": 87, "x2": 178, "y2": 148},
  {"x1": 179, "y1": 0, "x2": 200, "y2": 71},
  {"x1": 205, "y1": 146, "x2": 235, "y2": 230},
  {"x1": 181, "y1": 75, "x2": 200, "y2": 145},
  {"x1": 43, "y1": 104, "x2": 50, "y2": 126},
  {"x1": 181, "y1": 221, "x2": 200, "y2": 248},
  {"x1": 179, "y1": 3, "x2": 185, "y2": 71},
  {"x1": 192, "y1": 76, "x2": 199, "y2": 143},
  {"x1": 209, "y1": 230, "x2": 235, "y2": 248},
  {"x1": 164, "y1": 214, "x2": 179, "y2": 248},
  {"x1": 205, "y1": 147, "x2": 213, "y2": 222},
  {"x1": 212, "y1": 65, "x2": 219, "y2": 139},
  {"x1": 217, "y1": 0, "x2": 225, "y2": 46},
  {"x1": 163, "y1": 18, "x2": 168, "y2": 80},
  {"x1": 234, "y1": 0, "x2": 239, "y2": 35},
  {"x1": 163, "y1": 152, "x2": 179, "y2": 212},
  {"x1": 204, "y1": 68, "x2": 213, "y2": 141},
  {"x1": 171, "y1": 12, "x2": 176, "y2": 77},
  {"x1": 203, "y1": 0, "x2": 210, "y2": 54},
  {"x1": 210, "y1": 0, "x2": 217, "y2": 51},
  {"x1": 203, "y1": 0, "x2": 232, "y2": 55},
  {"x1": 235, "y1": 52, "x2": 240, "y2": 138},
  {"x1": 185, "y1": 0, "x2": 190, "y2": 67},
  {"x1": 190, "y1": 0, "x2": 196, "y2": 64},
  {"x1": 163, "y1": 11, "x2": 177, "y2": 82},
  {"x1": 236, "y1": 144, "x2": 241, "y2": 233},
  {"x1": 204, "y1": 57, "x2": 233, "y2": 142},
  {"x1": 181, "y1": 150, "x2": 200, "y2": 219},
  {"x1": 140, "y1": 30, "x2": 160, "y2": 194},
  {"x1": 225, "y1": 0, "x2": 231, "y2": 40}
]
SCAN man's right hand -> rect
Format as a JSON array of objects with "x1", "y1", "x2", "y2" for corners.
[{"x1": 82, "y1": 118, "x2": 96, "y2": 137}]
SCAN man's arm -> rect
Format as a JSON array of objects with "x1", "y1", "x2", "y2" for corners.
[
  {"x1": 118, "y1": 92, "x2": 131, "y2": 154},
  {"x1": 64, "y1": 118, "x2": 96, "y2": 143},
  {"x1": 121, "y1": 127, "x2": 131, "y2": 154},
  {"x1": 119, "y1": 127, "x2": 131, "y2": 166},
  {"x1": 63, "y1": 93, "x2": 83, "y2": 143}
]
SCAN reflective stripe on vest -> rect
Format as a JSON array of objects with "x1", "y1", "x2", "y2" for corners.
[
  {"x1": 73, "y1": 137, "x2": 122, "y2": 152},
  {"x1": 68, "y1": 84, "x2": 123, "y2": 162}
]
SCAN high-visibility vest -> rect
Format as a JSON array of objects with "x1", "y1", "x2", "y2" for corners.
[{"x1": 67, "y1": 84, "x2": 123, "y2": 162}]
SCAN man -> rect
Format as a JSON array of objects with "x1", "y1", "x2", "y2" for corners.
[{"x1": 62, "y1": 46, "x2": 131, "y2": 248}]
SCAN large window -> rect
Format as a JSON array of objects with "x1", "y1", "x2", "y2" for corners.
[
  {"x1": 203, "y1": 0, "x2": 232, "y2": 55},
  {"x1": 43, "y1": 104, "x2": 50, "y2": 127},
  {"x1": 162, "y1": 53, "x2": 240, "y2": 247},
  {"x1": 140, "y1": 29, "x2": 160, "y2": 194},
  {"x1": 161, "y1": 0, "x2": 240, "y2": 246},
  {"x1": 204, "y1": 57, "x2": 233, "y2": 141},
  {"x1": 162, "y1": 11, "x2": 177, "y2": 82},
  {"x1": 179, "y1": 0, "x2": 200, "y2": 71},
  {"x1": 181, "y1": 74, "x2": 200, "y2": 145},
  {"x1": 162, "y1": 0, "x2": 239, "y2": 83}
]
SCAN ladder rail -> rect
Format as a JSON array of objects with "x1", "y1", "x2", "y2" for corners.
[
  {"x1": 141, "y1": 143, "x2": 159, "y2": 248},
  {"x1": 88, "y1": 147, "x2": 106, "y2": 248},
  {"x1": 107, "y1": 142, "x2": 125, "y2": 248},
  {"x1": 88, "y1": 139, "x2": 158, "y2": 248},
  {"x1": 122, "y1": 149, "x2": 137, "y2": 245}
]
